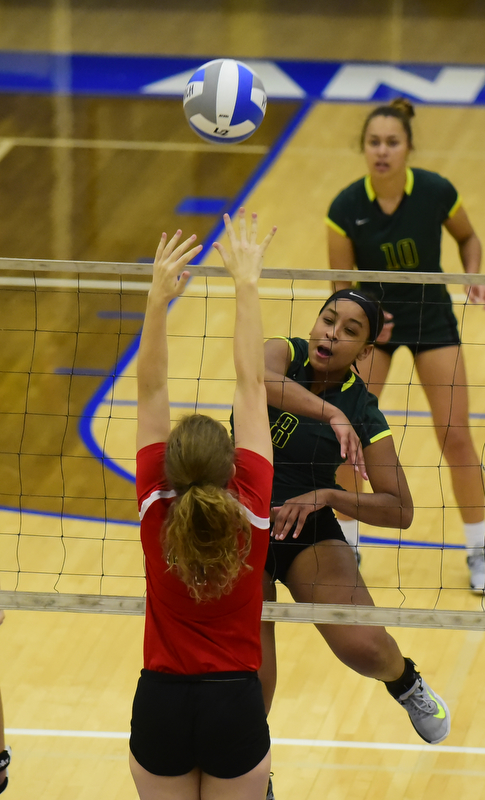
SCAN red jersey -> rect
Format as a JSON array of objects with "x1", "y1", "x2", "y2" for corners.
[{"x1": 136, "y1": 442, "x2": 273, "y2": 674}]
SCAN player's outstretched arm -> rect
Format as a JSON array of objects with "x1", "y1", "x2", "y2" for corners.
[
  {"x1": 136, "y1": 230, "x2": 202, "y2": 451},
  {"x1": 213, "y1": 208, "x2": 276, "y2": 462},
  {"x1": 273, "y1": 436, "x2": 413, "y2": 540}
]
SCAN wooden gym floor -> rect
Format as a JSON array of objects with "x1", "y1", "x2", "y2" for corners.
[{"x1": 1, "y1": 2, "x2": 485, "y2": 799}]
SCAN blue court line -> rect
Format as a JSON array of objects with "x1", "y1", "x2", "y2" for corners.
[
  {"x1": 0, "y1": 503, "x2": 466, "y2": 550},
  {"x1": 176, "y1": 197, "x2": 229, "y2": 215},
  {"x1": 360, "y1": 533, "x2": 465, "y2": 550},
  {"x1": 99, "y1": 399, "x2": 485, "y2": 421},
  {"x1": 78, "y1": 333, "x2": 141, "y2": 484},
  {"x1": 0, "y1": 504, "x2": 138, "y2": 527}
]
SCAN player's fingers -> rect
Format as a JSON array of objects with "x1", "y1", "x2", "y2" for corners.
[
  {"x1": 171, "y1": 233, "x2": 199, "y2": 263},
  {"x1": 259, "y1": 225, "x2": 277, "y2": 255},
  {"x1": 292, "y1": 511, "x2": 309, "y2": 539},
  {"x1": 274, "y1": 507, "x2": 297, "y2": 540},
  {"x1": 344, "y1": 430, "x2": 359, "y2": 461},
  {"x1": 355, "y1": 458, "x2": 368, "y2": 481},
  {"x1": 163, "y1": 229, "x2": 183, "y2": 259},
  {"x1": 154, "y1": 232, "x2": 168, "y2": 264},
  {"x1": 175, "y1": 270, "x2": 191, "y2": 296},
  {"x1": 237, "y1": 206, "x2": 248, "y2": 244},
  {"x1": 249, "y1": 211, "x2": 258, "y2": 245},
  {"x1": 222, "y1": 212, "x2": 239, "y2": 249},
  {"x1": 178, "y1": 243, "x2": 202, "y2": 269},
  {"x1": 212, "y1": 241, "x2": 229, "y2": 263}
]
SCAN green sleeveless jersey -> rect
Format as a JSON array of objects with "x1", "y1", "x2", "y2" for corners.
[
  {"x1": 326, "y1": 168, "x2": 461, "y2": 345},
  {"x1": 269, "y1": 338, "x2": 391, "y2": 506}
]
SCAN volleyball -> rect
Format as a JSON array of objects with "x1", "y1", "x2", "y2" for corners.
[{"x1": 183, "y1": 59, "x2": 267, "y2": 144}]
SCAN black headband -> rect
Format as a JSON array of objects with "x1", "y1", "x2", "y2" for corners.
[{"x1": 320, "y1": 289, "x2": 383, "y2": 342}]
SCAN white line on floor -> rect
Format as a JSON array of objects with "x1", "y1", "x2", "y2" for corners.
[{"x1": 5, "y1": 729, "x2": 485, "y2": 754}]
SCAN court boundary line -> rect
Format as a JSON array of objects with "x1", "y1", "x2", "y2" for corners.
[{"x1": 5, "y1": 728, "x2": 485, "y2": 755}]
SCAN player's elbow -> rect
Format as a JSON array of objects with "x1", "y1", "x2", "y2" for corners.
[{"x1": 400, "y1": 503, "x2": 414, "y2": 529}]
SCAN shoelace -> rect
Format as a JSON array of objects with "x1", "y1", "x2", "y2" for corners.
[{"x1": 403, "y1": 682, "x2": 436, "y2": 715}]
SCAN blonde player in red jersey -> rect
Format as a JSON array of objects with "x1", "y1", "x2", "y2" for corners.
[{"x1": 129, "y1": 209, "x2": 277, "y2": 800}]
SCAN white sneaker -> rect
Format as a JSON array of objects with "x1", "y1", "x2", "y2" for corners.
[
  {"x1": 398, "y1": 677, "x2": 450, "y2": 744},
  {"x1": 467, "y1": 553, "x2": 485, "y2": 593}
]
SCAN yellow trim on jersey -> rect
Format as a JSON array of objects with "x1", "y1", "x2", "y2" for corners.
[
  {"x1": 448, "y1": 194, "x2": 462, "y2": 219},
  {"x1": 364, "y1": 174, "x2": 376, "y2": 201},
  {"x1": 369, "y1": 429, "x2": 392, "y2": 444},
  {"x1": 270, "y1": 336, "x2": 295, "y2": 362},
  {"x1": 325, "y1": 216, "x2": 347, "y2": 237},
  {"x1": 365, "y1": 168, "x2": 414, "y2": 202},
  {"x1": 341, "y1": 372, "x2": 356, "y2": 392},
  {"x1": 404, "y1": 167, "x2": 414, "y2": 195}
]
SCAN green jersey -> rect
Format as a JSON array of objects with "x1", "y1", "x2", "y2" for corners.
[
  {"x1": 269, "y1": 337, "x2": 391, "y2": 506},
  {"x1": 326, "y1": 168, "x2": 461, "y2": 346}
]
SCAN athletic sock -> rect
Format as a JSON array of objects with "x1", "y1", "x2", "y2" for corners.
[
  {"x1": 339, "y1": 519, "x2": 359, "y2": 549},
  {"x1": 384, "y1": 657, "x2": 418, "y2": 699},
  {"x1": 464, "y1": 521, "x2": 485, "y2": 556}
]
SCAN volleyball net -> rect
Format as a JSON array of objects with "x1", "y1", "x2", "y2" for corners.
[{"x1": 1, "y1": 257, "x2": 484, "y2": 630}]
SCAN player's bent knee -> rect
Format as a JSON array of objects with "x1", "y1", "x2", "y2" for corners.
[{"x1": 322, "y1": 625, "x2": 395, "y2": 677}]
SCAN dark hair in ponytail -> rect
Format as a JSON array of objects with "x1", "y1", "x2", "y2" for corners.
[{"x1": 360, "y1": 97, "x2": 415, "y2": 150}]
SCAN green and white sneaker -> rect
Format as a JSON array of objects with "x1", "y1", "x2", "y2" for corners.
[{"x1": 398, "y1": 677, "x2": 450, "y2": 744}]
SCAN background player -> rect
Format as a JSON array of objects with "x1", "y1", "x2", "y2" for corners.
[
  {"x1": 130, "y1": 209, "x2": 276, "y2": 800},
  {"x1": 326, "y1": 98, "x2": 485, "y2": 591},
  {"x1": 260, "y1": 290, "x2": 450, "y2": 761}
]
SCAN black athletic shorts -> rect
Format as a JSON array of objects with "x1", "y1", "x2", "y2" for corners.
[
  {"x1": 265, "y1": 505, "x2": 346, "y2": 585},
  {"x1": 130, "y1": 669, "x2": 270, "y2": 779},
  {"x1": 375, "y1": 302, "x2": 460, "y2": 357}
]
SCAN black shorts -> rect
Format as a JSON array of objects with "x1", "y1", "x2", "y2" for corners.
[
  {"x1": 375, "y1": 302, "x2": 460, "y2": 357},
  {"x1": 376, "y1": 336, "x2": 461, "y2": 357},
  {"x1": 265, "y1": 506, "x2": 346, "y2": 585},
  {"x1": 130, "y1": 669, "x2": 270, "y2": 779}
]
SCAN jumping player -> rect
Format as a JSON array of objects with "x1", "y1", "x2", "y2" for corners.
[{"x1": 260, "y1": 290, "x2": 451, "y2": 776}]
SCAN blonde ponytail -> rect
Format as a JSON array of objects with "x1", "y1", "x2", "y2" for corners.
[{"x1": 163, "y1": 414, "x2": 252, "y2": 602}]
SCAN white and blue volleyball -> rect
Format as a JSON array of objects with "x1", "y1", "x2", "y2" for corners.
[{"x1": 183, "y1": 59, "x2": 267, "y2": 144}]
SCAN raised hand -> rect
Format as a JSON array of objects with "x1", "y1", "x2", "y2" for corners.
[
  {"x1": 212, "y1": 207, "x2": 277, "y2": 284},
  {"x1": 150, "y1": 230, "x2": 203, "y2": 304}
]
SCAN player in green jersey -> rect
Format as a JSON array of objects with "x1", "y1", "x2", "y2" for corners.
[
  {"x1": 260, "y1": 289, "x2": 450, "y2": 755},
  {"x1": 326, "y1": 98, "x2": 485, "y2": 593}
]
